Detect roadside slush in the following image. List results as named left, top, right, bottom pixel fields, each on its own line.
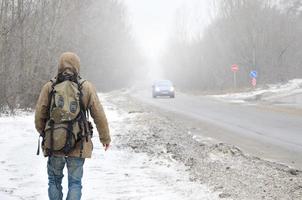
left=106, top=91, right=302, bottom=200
left=131, top=90, right=302, bottom=170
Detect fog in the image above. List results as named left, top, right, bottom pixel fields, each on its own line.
left=124, top=0, right=213, bottom=80
left=0, top=0, right=301, bottom=111
left=124, top=0, right=302, bottom=90
left=1, top=2, right=302, bottom=199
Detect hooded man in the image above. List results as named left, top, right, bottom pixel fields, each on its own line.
left=35, top=52, right=111, bottom=200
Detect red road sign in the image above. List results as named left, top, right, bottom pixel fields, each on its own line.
left=252, top=78, right=257, bottom=87
left=231, top=64, right=239, bottom=72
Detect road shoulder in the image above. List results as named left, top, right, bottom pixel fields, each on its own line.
left=108, top=91, right=302, bottom=200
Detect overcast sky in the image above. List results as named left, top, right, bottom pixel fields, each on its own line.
left=122, top=0, right=212, bottom=79
left=123, top=0, right=212, bottom=58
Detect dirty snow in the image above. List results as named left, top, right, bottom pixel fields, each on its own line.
left=1, top=90, right=302, bottom=200
left=0, top=95, right=217, bottom=200
left=112, top=91, right=302, bottom=200
left=211, top=79, right=302, bottom=107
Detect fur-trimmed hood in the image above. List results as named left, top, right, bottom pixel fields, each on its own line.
left=58, top=52, right=80, bottom=75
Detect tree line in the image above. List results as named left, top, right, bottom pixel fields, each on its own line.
left=0, top=0, right=143, bottom=112
left=162, top=0, right=302, bottom=91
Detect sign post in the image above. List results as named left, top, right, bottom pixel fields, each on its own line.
left=251, top=78, right=257, bottom=87
left=250, top=70, right=258, bottom=89
left=231, top=64, right=239, bottom=89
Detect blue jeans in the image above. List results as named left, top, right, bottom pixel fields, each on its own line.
left=47, top=156, right=85, bottom=200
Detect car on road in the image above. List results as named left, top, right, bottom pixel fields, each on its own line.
left=152, top=80, right=175, bottom=98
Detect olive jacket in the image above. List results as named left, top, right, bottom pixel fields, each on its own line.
left=35, top=52, right=111, bottom=158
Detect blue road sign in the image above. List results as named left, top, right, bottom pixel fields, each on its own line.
left=250, top=70, right=258, bottom=78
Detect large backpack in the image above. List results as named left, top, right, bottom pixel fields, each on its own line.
left=38, top=75, right=92, bottom=156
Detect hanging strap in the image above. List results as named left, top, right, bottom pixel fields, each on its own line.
left=80, top=139, right=84, bottom=158
left=36, top=135, right=41, bottom=155
left=63, top=121, right=74, bottom=154
left=49, top=120, right=55, bottom=156
left=76, top=77, right=87, bottom=158
left=78, top=120, right=84, bottom=157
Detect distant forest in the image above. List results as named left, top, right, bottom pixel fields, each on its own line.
left=162, top=0, right=302, bottom=91
left=1, top=0, right=301, bottom=112
left=0, top=0, right=143, bottom=111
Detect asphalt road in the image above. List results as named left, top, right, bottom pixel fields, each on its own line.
left=132, top=90, right=302, bottom=169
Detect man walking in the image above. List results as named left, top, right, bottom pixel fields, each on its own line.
left=35, top=52, right=111, bottom=200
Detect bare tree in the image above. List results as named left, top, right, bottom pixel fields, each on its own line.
left=162, top=0, right=302, bottom=92
left=0, top=0, right=143, bottom=113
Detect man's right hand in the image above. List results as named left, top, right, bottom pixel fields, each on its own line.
left=103, top=144, right=110, bottom=151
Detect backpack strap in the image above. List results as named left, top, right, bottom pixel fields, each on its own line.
left=36, top=135, right=42, bottom=155
left=63, top=121, right=74, bottom=154
left=49, top=119, right=55, bottom=156
left=76, top=77, right=87, bottom=119
left=47, top=78, right=57, bottom=120
left=79, top=78, right=90, bottom=119
left=76, top=77, right=88, bottom=157
left=47, top=79, right=56, bottom=156
left=36, top=78, right=56, bottom=156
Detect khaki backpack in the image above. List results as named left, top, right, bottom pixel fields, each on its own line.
left=39, top=75, right=92, bottom=156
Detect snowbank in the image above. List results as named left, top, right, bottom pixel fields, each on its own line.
left=0, top=94, right=217, bottom=200
left=211, top=79, right=302, bottom=106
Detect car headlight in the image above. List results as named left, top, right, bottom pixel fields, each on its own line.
left=155, top=87, right=160, bottom=92
left=170, top=87, right=174, bottom=92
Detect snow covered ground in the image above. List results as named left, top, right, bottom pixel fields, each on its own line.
left=1, top=88, right=302, bottom=200
left=118, top=91, right=302, bottom=199
left=211, top=79, right=302, bottom=107
left=0, top=95, right=217, bottom=200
